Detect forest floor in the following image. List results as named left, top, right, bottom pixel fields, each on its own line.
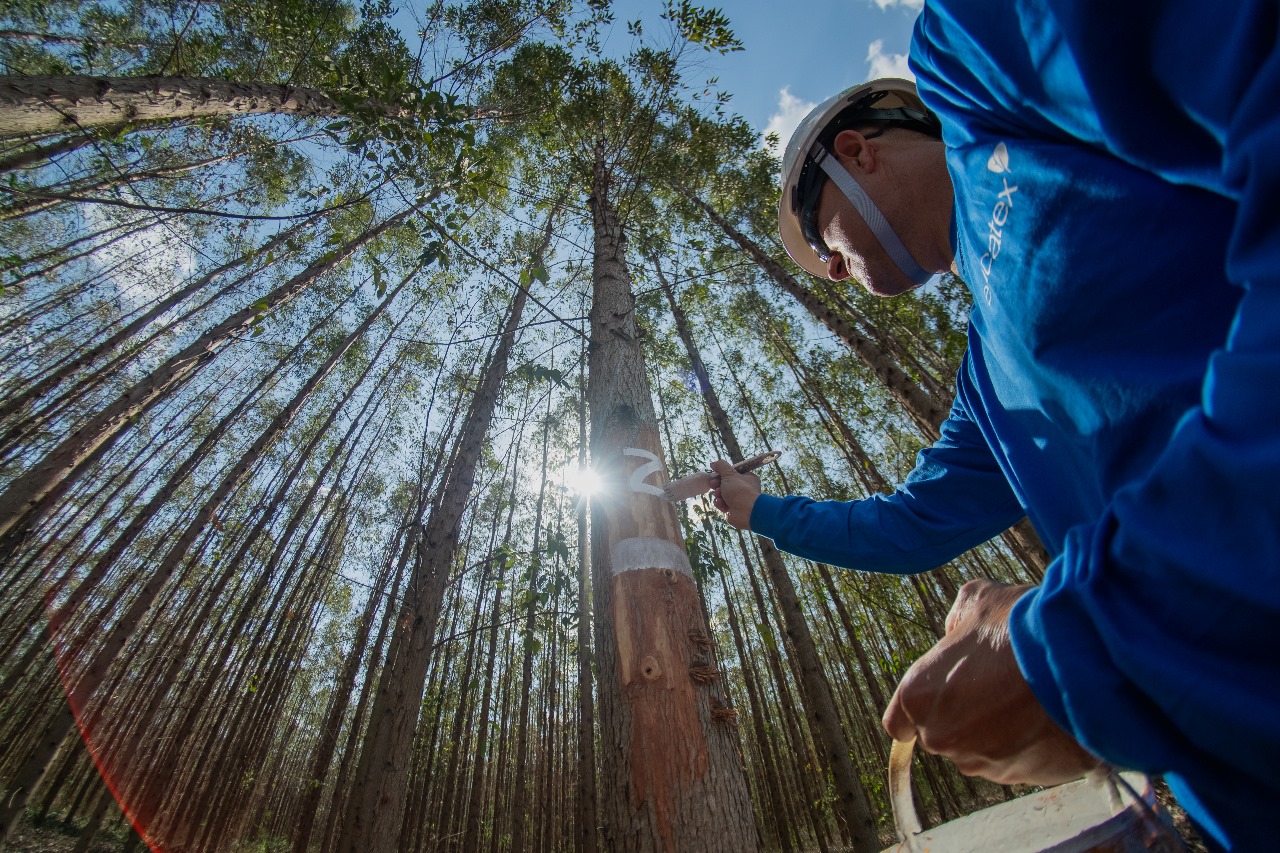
left=2, top=787, right=1210, bottom=853
left=0, top=817, right=128, bottom=853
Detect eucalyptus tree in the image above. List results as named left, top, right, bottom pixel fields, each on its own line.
left=650, top=257, right=879, bottom=852
left=478, top=4, right=763, bottom=844
left=0, top=3, right=522, bottom=838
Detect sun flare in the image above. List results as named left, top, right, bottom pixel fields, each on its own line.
left=562, top=464, right=603, bottom=497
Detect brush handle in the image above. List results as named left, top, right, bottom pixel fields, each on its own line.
left=727, top=450, right=781, bottom=476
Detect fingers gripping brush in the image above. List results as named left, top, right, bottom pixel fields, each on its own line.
left=661, top=450, right=782, bottom=502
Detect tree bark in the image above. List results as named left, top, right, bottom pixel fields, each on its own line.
left=587, top=150, right=758, bottom=853
left=0, top=75, right=377, bottom=136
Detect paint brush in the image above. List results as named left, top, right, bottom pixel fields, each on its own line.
left=661, top=450, right=782, bottom=502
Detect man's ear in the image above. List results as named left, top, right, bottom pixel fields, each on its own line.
left=832, top=129, right=877, bottom=173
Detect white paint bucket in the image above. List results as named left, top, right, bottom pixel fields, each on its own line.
left=881, top=739, right=1187, bottom=852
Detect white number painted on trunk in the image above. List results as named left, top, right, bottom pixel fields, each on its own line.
left=624, top=447, right=665, bottom=497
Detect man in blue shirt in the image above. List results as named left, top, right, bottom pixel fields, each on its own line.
left=711, top=1, right=1280, bottom=849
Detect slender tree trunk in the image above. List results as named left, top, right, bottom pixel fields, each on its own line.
left=655, top=261, right=880, bottom=851
left=682, top=188, right=948, bottom=439
left=320, top=536, right=407, bottom=853
left=0, top=213, right=314, bottom=441
left=574, top=331, right=599, bottom=853
left=509, top=403, right=554, bottom=853
left=336, top=211, right=552, bottom=851
left=461, top=414, right=531, bottom=853
left=0, top=123, right=127, bottom=173
left=718, top=567, right=795, bottom=853
left=0, top=75, right=380, bottom=136
left=586, top=150, right=757, bottom=853
left=0, top=150, right=236, bottom=219
left=0, top=206, right=414, bottom=547
left=0, top=263, right=408, bottom=844
left=733, top=543, right=833, bottom=853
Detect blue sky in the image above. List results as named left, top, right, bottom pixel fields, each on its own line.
left=604, top=0, right=925, bottom=148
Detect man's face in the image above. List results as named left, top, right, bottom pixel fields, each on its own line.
left=813, top=178, right=921, bottom=297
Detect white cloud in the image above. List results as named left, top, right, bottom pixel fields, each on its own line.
left=866, top=39, right=914, bottom=81
left=762, top=86, right=817, bottom=153
left=871, top=0, right=924, bottom=9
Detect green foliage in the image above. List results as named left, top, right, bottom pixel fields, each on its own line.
left=662, top=0, right=742, bottom=54
left=512, top=362, right=569, bottom=387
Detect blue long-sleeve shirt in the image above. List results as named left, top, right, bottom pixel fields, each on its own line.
left=750, top=1, right=1280, bottom=848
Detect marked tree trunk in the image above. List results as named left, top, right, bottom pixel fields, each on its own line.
left=586, top=151, right=758, bottom=853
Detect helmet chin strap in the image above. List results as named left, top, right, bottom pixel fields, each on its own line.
left=810, top=143, right=932, bottom=286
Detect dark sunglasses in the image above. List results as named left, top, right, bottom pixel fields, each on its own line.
left=795, top=127, right=888, bottom=264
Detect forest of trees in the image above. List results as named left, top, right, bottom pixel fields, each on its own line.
left=0, top=1, right=1049, bottom=851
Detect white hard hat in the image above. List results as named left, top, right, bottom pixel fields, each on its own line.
left=777, top=78, right=939, bottom=280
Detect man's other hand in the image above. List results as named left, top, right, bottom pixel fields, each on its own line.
left=709, top=459, right=761, bottom=531
left=882, top=579, right=1101, bottom=786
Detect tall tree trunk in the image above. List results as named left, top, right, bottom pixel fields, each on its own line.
left=461, top=412, right=531, bottom=853
left=734, top=534, right=835, bottom=852
left=655, top=261, right=880, bottom=852
left=0, top=150, right=236, bottom=219
left=0, top=75, right=377, bottom=136
left=718, top=567, right=795, bottom=853
left=574, top=331, right=599, bottom=853
left=336, top=209, right=557, bottom=852
left=0, top=213, right=315, bottom=437
left=0, top=123, right=127, bottom=173
left=586, top=150, right=757, bottom=853
left=0, top=266, right=407, bottom=844
left=509, top=401, right=554, bottom=853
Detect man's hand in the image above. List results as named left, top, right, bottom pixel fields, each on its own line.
left=882, top=579, right=1101, bottom=786
left=709, top=459, right=761, bottom=530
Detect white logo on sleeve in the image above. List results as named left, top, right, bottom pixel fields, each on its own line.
left=987, top=142, right=1011, bottom=174
left=978, top=141, right=1018, bottom=292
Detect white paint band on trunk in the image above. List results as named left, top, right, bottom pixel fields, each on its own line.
left=610, top=537, right=692, bottom=577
